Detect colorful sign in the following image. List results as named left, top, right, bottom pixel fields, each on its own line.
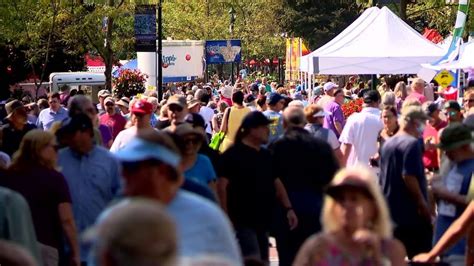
left=162, top=40, right=205, bottom=82
left=285, top=38, right=310, bottom=81
left=134, top=5, right=156, bottom=52
left=205, top=40, right=242, bottom=64
left=434, top=70, right=455, bottom=88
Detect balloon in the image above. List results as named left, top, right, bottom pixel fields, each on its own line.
left=185, top=54, right=191, bottom=61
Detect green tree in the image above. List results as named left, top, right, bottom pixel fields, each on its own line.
left=162, top=0, right=286, bottom=59
left=64, top=1, right=134, bottom=91
left=282, top=0, right=361, bottom=50
left=0, top=1, right=86, bottom=99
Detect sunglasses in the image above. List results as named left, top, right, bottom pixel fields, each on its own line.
left=444, top=111, right=459, bottom=117
left=169, top=105, right=183, bottom=112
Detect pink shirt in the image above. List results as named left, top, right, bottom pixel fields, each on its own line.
left=406, top=91, right=426, bottom=104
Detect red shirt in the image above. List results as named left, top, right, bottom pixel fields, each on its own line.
left=422, top=122, right=446, bottom=169
left=99, top=113, right=127, bottom=139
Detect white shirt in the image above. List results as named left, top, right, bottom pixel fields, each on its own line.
left=199, top=106, right=215, bottom=134
left=339, top=107, right=383, bottom=167
left=110, top=126, right=137, bottom=153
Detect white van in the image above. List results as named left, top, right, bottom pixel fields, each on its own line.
left=49, top=72, right=106, bottom=103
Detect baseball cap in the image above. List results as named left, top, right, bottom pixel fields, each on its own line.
left=174, top=123, right=205, bottom=140
left=244, top=94, right=256, bottom=104
left=422, top=101, right=439, bottom=117
left=98, top=89, right=111, bottom=98
left=323, top=82, right=338, bottom=92
left=240, top=111, right=271, bottom=129
left=438, top=123, right=474, bottom=151
left=184, top=113, right=206, bottom=129
left=131, top=99, right=153, bottom=115
left=114, top=137, right=181, bottom=168
left=104, top=97, right=115, bottom=105
left=325, top=174, right=373, bottom=200
left=313, top=86, right=323, bottom=97
left=116, top=97, right=130, bottom=109
left=250, top=83, right=259, bottom=92
left=267, top=93, right=285, bottom=106
left=401, top=106, right=430, bottom=122
left=58, top=114, right=93, bottom=135
left=363, top=90, right=381, bottom=104
left=166, top=95, right=186, bottom=108
left=5, top=100, right=25, bottom=118
left=443, top=100, right=461, bottom=112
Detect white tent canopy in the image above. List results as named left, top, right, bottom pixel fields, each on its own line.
left=300, top=6, right=444, bottom=75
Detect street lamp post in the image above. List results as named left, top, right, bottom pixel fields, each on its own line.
left=157, top=0, right=163, bottom=101
left=229, top=7, right=235, bottom=84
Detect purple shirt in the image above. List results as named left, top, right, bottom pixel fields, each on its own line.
left=323, top=101, right=345, bottom=138
left=99, top=124, right=113, bottom=148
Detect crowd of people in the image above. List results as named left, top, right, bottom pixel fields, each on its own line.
left=0, top=75, right=473, bottom=266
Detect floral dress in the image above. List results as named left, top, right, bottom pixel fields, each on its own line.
left=294, top=234, right=391, bottom=266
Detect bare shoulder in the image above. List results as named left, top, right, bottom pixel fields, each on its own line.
left=384, top=238, right=407, bottom=265
left=293, top=233, right=330, bottom=266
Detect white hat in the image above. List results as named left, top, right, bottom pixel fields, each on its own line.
left=323, top=82, right=338, bottom=92
left=219, top=86, right=233, bottom=99
left=313, top=110, right=331, bottom=117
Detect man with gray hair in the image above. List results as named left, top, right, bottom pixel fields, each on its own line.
left=113, top=129, right=242, bottom=264
left=379, top=106, right=432, bottom=259
left=269, top=107, right=339, bottom=265
left=85, top=199, right=177, bottom=266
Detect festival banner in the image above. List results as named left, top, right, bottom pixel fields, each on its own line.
left=285, top=38, right=310, bottom=81
left=134, top=5, right=156, bottom=52
left=205, top=40, right=242, bottom=64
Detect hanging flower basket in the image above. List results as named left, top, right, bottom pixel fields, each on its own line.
left=113, top=69, right=148, bottom=98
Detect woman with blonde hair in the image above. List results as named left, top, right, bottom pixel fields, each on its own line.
left=294, top=166, right=406, bottom=266
left=0, top=130, right=80, bottom=266
left=394, top=81, right=408, bottom=112
left=211, top=101, right=229, bottom=135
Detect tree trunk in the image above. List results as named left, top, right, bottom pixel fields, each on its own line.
left=400, top=0, right=408, bottom=21
left=104, top=0, right=114, bottom=91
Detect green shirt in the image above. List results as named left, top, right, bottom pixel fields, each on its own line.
left=0, top=186, right=41, bottom=265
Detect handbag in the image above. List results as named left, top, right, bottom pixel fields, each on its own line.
left=209, top=131, right=225, bottom=150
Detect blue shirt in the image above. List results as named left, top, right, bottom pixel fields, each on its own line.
left=36, top=107, right=69, bottom=130
left=434, top=158, right=474, bottom=256
left=263, top=110, right=283, bottom=145
left=380, top=134, right=428, bottom=227
left=58, top=146, right=121, bottom=262
left=167, top=191, right=242, bottom=264
left=184, top=154, right=216, bottom=186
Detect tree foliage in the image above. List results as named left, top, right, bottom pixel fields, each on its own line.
left=282, top=0, right=362, bottom=50
left=163, top=0, right=286, bottom=59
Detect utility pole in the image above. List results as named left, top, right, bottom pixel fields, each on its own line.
left=229, top=6, right=236, bottom=85
left=157, top=0, right=163, bottom=101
